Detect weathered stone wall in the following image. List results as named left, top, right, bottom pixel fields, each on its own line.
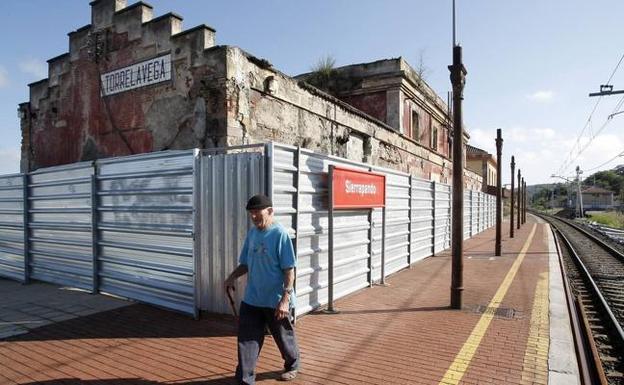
left=224, top=47, right=462, bottom=184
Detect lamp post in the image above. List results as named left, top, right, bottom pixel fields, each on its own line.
left=495, top=129, right=502, bottom=256
left=517, top=169, right=521, bottom=230
left=510, top=156, right=515, bottom=238
left=448, top=26, right=467, bottom=309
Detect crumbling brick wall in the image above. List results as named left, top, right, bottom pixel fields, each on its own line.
left=20, top=0, right=226, bottom=171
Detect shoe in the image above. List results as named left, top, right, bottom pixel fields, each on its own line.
left=279, top=369, right=298, bottom=381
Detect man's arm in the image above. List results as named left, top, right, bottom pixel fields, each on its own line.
left=224, top=264, right=248, bottom=289
left=275, top=267, right=295, bottom=320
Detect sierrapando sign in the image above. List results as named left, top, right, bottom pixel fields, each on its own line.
left=100, top=54, right=172, bottom=96
left=331, top=166, right=386, bottom=209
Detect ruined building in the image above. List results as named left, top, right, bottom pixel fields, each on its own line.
left=19, top=0, right=482, bottom=189
left=466, top=144, right=498, bottom=194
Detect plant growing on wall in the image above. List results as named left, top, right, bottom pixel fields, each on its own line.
left=307, top=55, right=336, bottom=92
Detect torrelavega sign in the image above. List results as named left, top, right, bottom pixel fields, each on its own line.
left=100, top=54, right=172, bottom=96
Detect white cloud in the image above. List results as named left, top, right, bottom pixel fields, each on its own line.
left=19, top=58, right=47, bottom=79
left=527, top=90, right=554, bottom=102
left=0, top=147, right=21, bottom=175
left=468, top=125, right=594, bottom=185
left=0, top=66, right=8, bottom=88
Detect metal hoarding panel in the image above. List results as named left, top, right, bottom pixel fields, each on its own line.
left=97, top=151, right=196, bottom=315
left=463, top=191, right=471, bottom=240
left=371, top=167, right=410, bottom=276
left=434, top=183, right=451, bottom=253
left=199, top=152, right=265, bottom=314
left=411, top=178, right=434, bottom=262
left=0, top=174, right=24, bottom=281
left=269, top=144, right=497, bottom=316
left=28, top=163, right=93, bottom=289
left=273, top=145, right=371, bottom=316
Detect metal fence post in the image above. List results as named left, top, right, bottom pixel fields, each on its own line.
left=381, top=204, right=386, bottom=284
left=192, top=149, right=201, bottom=319
left=293, top=146, right=301, bottom=321
left=265, top=142, right=274, bottom=201
left=91, top=172, right=99, bottom=294
left=407, top=175, right=413, bottom=266
left=326, top=165, right=336, bottom=312
left=432, top=181, right=436, bottom=256
left=367, top=208, right=373, bottom=287
left=470, top=190, right=475, bottom=237
left=22, top=173, right=30, bottom=284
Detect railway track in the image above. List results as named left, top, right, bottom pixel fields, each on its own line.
left=536, top=213, right=624, bottom=385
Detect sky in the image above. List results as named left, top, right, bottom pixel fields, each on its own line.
left=1, top=0, right=623, bottom=186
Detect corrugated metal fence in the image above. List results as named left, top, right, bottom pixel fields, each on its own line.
left=0, top=174, right=25, bottom=282
left=0, top=142, right=495, bottom=318
left=269, top=143, right=496, bottom=316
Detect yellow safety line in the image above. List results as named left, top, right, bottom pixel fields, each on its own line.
left=521, top=272, right=550, bottom=384
left=438, top=224, right=537, bottom=385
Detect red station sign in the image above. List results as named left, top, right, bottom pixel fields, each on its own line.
left=331, top=166, right=386, bottom=209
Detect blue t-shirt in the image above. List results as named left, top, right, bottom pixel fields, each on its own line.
left=239, top=223, right=296, bottom=309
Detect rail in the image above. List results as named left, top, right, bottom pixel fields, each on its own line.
left=535, top=211, right=624, bottom=384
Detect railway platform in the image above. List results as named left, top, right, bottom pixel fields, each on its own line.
left=0, top=214, right=579, bottom=385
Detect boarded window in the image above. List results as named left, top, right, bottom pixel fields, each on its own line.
left=431, top=125, right=438, bottom=151
left=411, top=110, right=420, bottom=141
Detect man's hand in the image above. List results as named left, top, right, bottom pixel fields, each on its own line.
left=224, top=276, right=235, bottom=291
left=275, top=295, right=290, bottom=320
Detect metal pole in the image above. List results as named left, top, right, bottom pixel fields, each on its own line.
left=91, top=174, right=99, bottom=293
left=449, top=44, right=466, bottom=310
left=522, top=178, right=526, bottom=224
left=408, top=175, right=413, bottom=267
left=517, top=169, right=521, bottom=230
left=521, top=179, right=524, bottom=223
left=510, top=156, right=515, bottom=238
left=381, top=205, right=386, bottom=285
left=367, top=209, right=373, bottom=288
left=293, top=146, right=301, bottom=322
left=367, top=169, right=373, bottom=287
left=524, top=180, right=527, bottom=223
left=577, top=166, right=584, bottom=218
left=265, top=142, right=274, bottom=201
left=327, top=165, right=336, bottom=313
left=432, top=181, right=437, bottom=256
left=495, top=129, right=503, bottom=256
left=22, top=174, right=30, bottom=284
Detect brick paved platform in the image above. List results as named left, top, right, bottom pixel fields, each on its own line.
left=0, top=215, right=578, bottom=385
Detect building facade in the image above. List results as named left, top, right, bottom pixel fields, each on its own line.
left=581, top=186, right=614, bottom=210
left=466, top=144, right=497, bottom=193
left=19, top=0, right=482, bottom=189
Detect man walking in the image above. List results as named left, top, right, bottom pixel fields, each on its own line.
left=225, top=194, right=300, bottom=384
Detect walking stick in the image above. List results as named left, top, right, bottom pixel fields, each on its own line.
left=226, top=286, right=239, bottom=320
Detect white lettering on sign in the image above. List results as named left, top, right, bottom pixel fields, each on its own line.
left=345, top=179, right=377, bottom=196
left=100, top=54, right=172, bottom=96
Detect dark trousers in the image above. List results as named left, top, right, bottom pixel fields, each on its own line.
left=235, top=301, right=300, bottom=385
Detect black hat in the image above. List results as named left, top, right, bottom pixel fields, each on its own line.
left=246, top=194, right=273, bottom=210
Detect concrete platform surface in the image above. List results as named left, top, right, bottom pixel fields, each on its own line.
left=0, top=215, right=579, bottom=385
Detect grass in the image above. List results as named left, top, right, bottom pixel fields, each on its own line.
left=586, top=211, right=624, bottom=229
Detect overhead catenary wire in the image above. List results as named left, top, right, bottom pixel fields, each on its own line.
left=555, top=53, right=624, bottom=175
left=583, top=149, right=624, bottom=173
